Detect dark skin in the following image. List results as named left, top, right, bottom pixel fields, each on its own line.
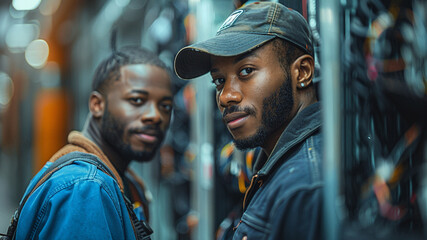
left=82, top=64, right=173, bottom=175
left=210, top=41, right=316, bottom=157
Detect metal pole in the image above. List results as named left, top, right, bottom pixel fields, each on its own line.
left=188, top=0, right=215, bottom=239
left=319, top=0, right=341, bottom=240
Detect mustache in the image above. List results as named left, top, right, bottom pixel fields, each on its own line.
left=128, top=125, right=164, bottom=138
left=222, top=105, right=256, bottom=118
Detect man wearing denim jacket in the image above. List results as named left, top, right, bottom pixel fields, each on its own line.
left=12, top=46, right=174, bottom=239
left=174, top=2, right=323, bottom=239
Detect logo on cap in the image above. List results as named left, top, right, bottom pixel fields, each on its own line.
left=217, top=10, right=244, bottom=33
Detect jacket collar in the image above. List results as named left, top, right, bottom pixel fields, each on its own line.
left=48, top=131, right=126, bottom=192
left=254, top=102, right=322, bottom=176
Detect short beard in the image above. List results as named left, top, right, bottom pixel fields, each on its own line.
left=234, top=73, right=294, bottom=150
left=101, top=105, right=157, bottom=162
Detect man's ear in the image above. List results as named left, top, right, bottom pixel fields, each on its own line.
left=89, top=91, right=105, bottom=118
left=292, top=54, right=314, bottom=89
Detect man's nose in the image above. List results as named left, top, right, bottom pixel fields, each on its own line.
left=218, top=78, right=243, bottom=108
left=141, top=102, right=161, bottom=124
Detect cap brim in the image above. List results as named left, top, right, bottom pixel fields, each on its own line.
left=174, top=32, right=276, bottom=80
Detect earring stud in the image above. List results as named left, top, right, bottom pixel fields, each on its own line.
left=301, top=83, right=305, bottom=87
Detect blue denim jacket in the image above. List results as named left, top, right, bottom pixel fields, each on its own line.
left=15, top=159, right=137, bottom=240
left=233, top=102, right=323, bottom=240
left=14, top=131, right=149, bottom=240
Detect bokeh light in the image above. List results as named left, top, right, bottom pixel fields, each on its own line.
left=25, top=39, right=49, bottom=69
left=0, top=72, right=14, bottom=108
left=12, top=0, right=42, bottom=11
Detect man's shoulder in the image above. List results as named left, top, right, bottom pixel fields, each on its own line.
left=16, top=153, right=131, bottom=240
left=28, top=152, right=121, bottom=201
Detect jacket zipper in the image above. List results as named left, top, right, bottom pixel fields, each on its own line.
left=242, top=173, right=261, bottom=210
left=235, top=173, right=263, bottom=232
left=233, top=220, right=242, bottom=231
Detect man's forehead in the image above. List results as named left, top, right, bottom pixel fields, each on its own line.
left=105, top=64, right=172, bottom=96
left=120, top=64, right=169, bottom=82
left=121, top=64, right=151, bottom=77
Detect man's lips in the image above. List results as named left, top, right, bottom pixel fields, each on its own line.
left=132, top=130, right=161, bottom=144
left=223, top=112, right=250, bottom=129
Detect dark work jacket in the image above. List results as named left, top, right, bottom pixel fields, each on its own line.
left=232, top=102, right=323, bottom=240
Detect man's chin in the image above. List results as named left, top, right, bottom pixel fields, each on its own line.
left=134, top=157, right=155, bottom=163
left=126, top=149, right=157, bottom=162
left=233, top=137, right=262, bottom=151
left=233, top=128, right=267, bottom=150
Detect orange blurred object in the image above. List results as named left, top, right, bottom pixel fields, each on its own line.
left=33, top=88, right=71, bottom=173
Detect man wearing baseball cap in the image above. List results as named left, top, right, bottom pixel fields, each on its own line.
left=175, top=2, right=323, bottom=239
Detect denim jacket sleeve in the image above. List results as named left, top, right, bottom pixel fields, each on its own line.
left=16, top=162, right=135, bottom=240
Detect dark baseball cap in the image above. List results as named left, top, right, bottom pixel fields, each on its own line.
left=174, top=1, right=313, bottom=80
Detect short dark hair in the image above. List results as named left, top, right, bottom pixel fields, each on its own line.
left=92, top=46, right=170, bottom=94
left=271, top=38, right=306, bottom=74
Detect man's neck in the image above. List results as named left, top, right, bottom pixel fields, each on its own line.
left=82, top=115, right=130, bottom=175
left=262, top=98, right=318, bottom=157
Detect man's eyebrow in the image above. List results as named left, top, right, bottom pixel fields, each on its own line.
left=130, top=89, right=173, bottom=101
left=130, top=89, right=149, bottom=95
left=161, top=96, right=173, bottom=102
left=234, top=50, right=258, bottom=63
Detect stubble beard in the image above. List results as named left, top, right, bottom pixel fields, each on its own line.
left=101, top=106, right=158, bottom=162
left=233, top=73, right=294, bottom=150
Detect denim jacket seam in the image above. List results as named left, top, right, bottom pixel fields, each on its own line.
left=306, top=136, right=321, bottom=182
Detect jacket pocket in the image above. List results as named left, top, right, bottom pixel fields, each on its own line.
left=233, top=211, right=271, bottom=239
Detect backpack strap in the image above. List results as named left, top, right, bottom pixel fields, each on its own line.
left=1, top=152, right=152, bottom=240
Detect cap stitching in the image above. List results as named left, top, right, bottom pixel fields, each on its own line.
left=268, top=4, right=279, bottom=34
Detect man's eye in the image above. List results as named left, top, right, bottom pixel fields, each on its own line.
left=212, top=78, right=225, bottom=87
left=129, top=98, right=145, bottom=105
left=161, top=104, right=173, bottom=112
left=239, top=67, right=254, bottom=77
